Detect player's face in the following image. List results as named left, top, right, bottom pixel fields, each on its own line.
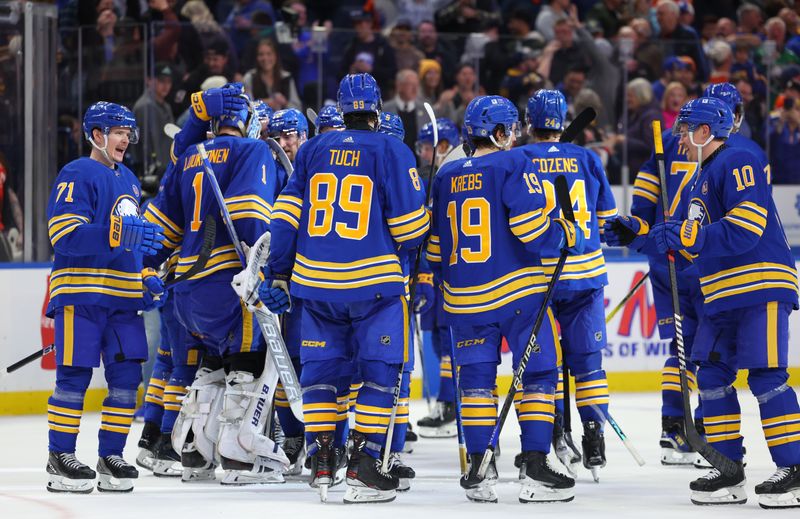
left=279, top=131, right=303, bottom=161
left=416, top=142, right=434, bottom=164
left=676, top=123, right=707, bottom=162
left=102, top=127, right=131, bottom=163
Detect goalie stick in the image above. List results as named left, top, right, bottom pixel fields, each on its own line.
left=651, top=120, right=739, bottom=478
left=196, top=143, right=303, bottom=422
left=477, top=174, right=577, bottom=479
left=267, top=138, right=294, bottom=178
left=306, top=108, right=318, bottom=131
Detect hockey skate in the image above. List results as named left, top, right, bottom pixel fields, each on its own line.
left=460, top=453, right=498, bottom=503
left=136, top=421, right=160, bottom=471
left=660, top=416, right=695, bottom=466
left=403, top=424, right=418, bottom=453
left=552, top=412, right=580, bottom=477
left=755, top=465, right=800, bottom=509
left=387, top=452, right=415, bottom=492
left=282, top=435, right=306, bottom=477
left=333, top=446, right=348, bottom=486
left=220, top=455, right=285, bottom=485
left=581, top=421, right=606, bottom=482
left=519, top=451, right=575, bottom=503
left=152, top=436, right=182, bottom=477
left=46, top=451, right=96, bottom=494
left=689, top=462, right=746, bottom=505
left=309, top=431, right=335, bottom=502
left=343, top=432, right=399, bottom=504
left=96, top=455, right=138, bottom=492
left=180, top=443, right=217, bottom=482
left=417, top=401, right=458, bottom=438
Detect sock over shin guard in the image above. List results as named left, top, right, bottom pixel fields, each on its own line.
left=459, top=362, right=497, bottom=455
left=161, top=364, right=198, bottom=435
left=354, top=361, right=400, bottom=459
left=661, top=355, right=698, bottom=418
left=518, top=369, right=557, bottom=453
left=390, top=371, right=411, bottom=453
left=750, top=368, right=800, bottom=467
left=301, top=360, right=339, bottom=453
left=142, top=349, right=172, bottom=426
left=568, top=351, right=608, bottom=425
left=48, top=365, right=92, bottom=453
left=697, top=361, right=743, bottom=462
left=98, top=360, right=141, bottom=457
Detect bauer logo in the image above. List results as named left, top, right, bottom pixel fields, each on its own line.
left=380, top=335, right=391, bottom=345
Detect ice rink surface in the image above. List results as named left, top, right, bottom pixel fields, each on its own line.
left=0, top=391, right=785, bottom=519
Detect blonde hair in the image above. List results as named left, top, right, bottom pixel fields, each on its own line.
left=661, top=81, right=687, bottom=111
left=181, top=0, right=222, bottom=33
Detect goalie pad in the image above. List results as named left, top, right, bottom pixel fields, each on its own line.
left=171, top=367, right=226, bottom=462
left=217, top=366, right=290, bottom=469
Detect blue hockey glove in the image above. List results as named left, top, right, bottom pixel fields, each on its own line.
left=652, top=220, right=705, bottom=254
left=142, top=268, right=168, bottom=311
left=603, top=215, right=650, bottom=249
left=414, top=273, right=434, bottom=314
left=258, top=268, right=291, bottom=315
left=554, top=218, right=585, bottom=255
left=110, top=215, right=164, bottom=255
left=190, top=82, right=246, bottom=121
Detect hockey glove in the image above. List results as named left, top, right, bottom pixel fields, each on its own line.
left=652, top=219, right=705, bottom=254
left=414, top=272, right=435, bottom=314
left=110, top=215, right=165, bottom=255
left=190, top=82, right=246, bottom=121
left=603, top=215, right=650, bottom=249
left=142, top=268, right=168, bottom=311
left=258, top=268, right=291, bottom=315
left=231, top=266, right=262, bottom=312
left=554, top=218, right=586, bottom=255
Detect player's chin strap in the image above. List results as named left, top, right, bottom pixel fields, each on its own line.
left=489, top=133, right=513, bottom=151
left=689, top=130, right=715, bottom=170
left=88, top=133, right=115, bottom=166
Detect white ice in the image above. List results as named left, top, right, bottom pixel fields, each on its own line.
left=0, top=391, right=782, bottom=519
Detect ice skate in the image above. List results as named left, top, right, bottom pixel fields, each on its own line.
left=46, top=451, right=96, bottom=494
left=220, top=455, right=285, bottom=485
left=309, top=431, right=335, bottom=502
left=417, top=401, right=457, bottom=438
left=96, top=455, right=138, bottom=493
left=180, top=442, right=217, bottom=482
left=552, top=412, right=580, bottom=477
left=281, top=435, right=306, bottom=477
left=152, top=436, right=182, bottom=477
left=460, top=453, right=498, bottom=503
left=519, top=451, right=575, bottom=503
left=660, top=416, right=695, bottom=465
left=387, top=452, right=415, bottom=492
left=136, top=421, right=160, bottom=471
left=343, top=432, right=398, bottom=504
left=581, top=421, right=606, bottom=482
left=403, top=423, right=418, bottom=453
left=333, top=446, right=348, bottom=486
left=689, top=462, right=746, bottom=505
left=756, top=465, right=800, bottom=509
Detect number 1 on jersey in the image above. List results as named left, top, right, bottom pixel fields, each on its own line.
left=190, top=172, right=203, bottom=232
left=446, top=197, right=491, bottom=265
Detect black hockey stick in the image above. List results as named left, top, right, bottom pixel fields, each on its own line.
left=0, top=343, right=56, bottom=380
left=561, top=107, right=596, bottom=144
left=562, top=365, right=583, bottom=473
left=381, top=101, right=439, bottom=473
left=652, top=120, right=739, bottom=478
left=164, top=217, right=216, bottom=288
left=477, top=174, right=576, bottom=479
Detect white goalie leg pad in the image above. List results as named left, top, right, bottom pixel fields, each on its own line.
left=171, top=367, right=226, bottom=463
left=519, top=476, right=575, bottom=503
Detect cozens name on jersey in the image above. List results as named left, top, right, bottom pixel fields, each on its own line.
left=183, top=148, right=230, bottom=169
left=531, top=157, right=579, bottom=174
left=451, top=172, right=483, bottom=193
left=329, top=149, right=360, bottom=167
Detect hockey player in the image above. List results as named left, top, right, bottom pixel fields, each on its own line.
left=519, top=90, right=617, bottom=479
left=650, top=97, right=800, bottom=507
left=314, top=105, right=346, bottom=134
left=270, top=108, right=308, bottom=164
left=143, top=97, right=289, bottom=485
left=45, top=102, right=166, bottom=493
left=426, top=95, right=583, bottom=503
left=378, top=111, right=405, bottom=140
left=415, top=117, right=460, bottom=169
left=262, top=73, right=429, bottom=503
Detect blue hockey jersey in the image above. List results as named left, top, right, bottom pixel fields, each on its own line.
left=426, top=148, right=566, bottom=325
left=518, top=141, right=617, bottom=289
left=46, top=158, right=145, bottom=313
left=677, top=145, right=798, bottom=315
left=143, top=135, right=276, bottom=282
left=269, top=129, right=429, bottom=302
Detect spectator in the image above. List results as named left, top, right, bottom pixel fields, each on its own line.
left=677, top=1, right=693, bottom=28
left=734, top=76, right=758, bottom=140
left=435, top=0, right=501, bottom=38
left=624, top=77, right=661, bottom=177
left=132, top=62, right=175, bottom=176
left=661, top=81, right=688, bottom=129
left=757, top=17, right=800, bottom=86
left=547, top=18, right=594, bottom=87
left=781, top=7, right=800, bottom=55
left=282, top=1, right=332, bottom=106
left=707, top=39, right=733, bottom=84
left=586, top=0, right=625, bottom=40
left=652, top=56, right=693, bottom=102
left=416, top=20, right=458, bottom=88
left=655, top=0, right=708, bottom=81
left=736, top=2, right=764, bottom=45
left=389, top=20, right=424, bottom=72
left=181, top=1, right=225, bottom=42
left=535, top=0, right=571, bottom=42
left=499, top=39, right=549, bottom=112
left=438, top=63, right=482, bottom=126
left=622, top=18, right=664, bottom=82
left=352, top=52, right=375, bottom=74
left=730, top=38, right=766, bottom=98
left=172, top=37, right=237, bottom=115
left=340, top=10, right=397, bottom=94
left=398, top=0, right=449, bottom=28
left=716, top=17, right=736, bottom=41
left=178, top=1, right=235, bottom=73
left=224, top=0, right=276, bottom=56
left=769, top=87, right=800, bottom=184
left=481, top=8, right=542, bottom=94
left=383, top=69, right=428, bottom=151
left=243, top=38, right=301, bottom=110
left=419, top=59, right=453, bottom=118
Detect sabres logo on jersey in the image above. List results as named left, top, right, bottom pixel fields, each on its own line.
left=113, top=194, right=139, bottom=217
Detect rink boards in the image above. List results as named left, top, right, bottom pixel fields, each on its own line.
left=0, top=260, right=798, bottom=415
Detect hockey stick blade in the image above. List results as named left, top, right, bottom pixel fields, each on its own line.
left=589, top=403, right=645, bottom=466
left=477, top=175, right=575, bottom=480
left=560, top=107, right=596, bottom=144
left=165, top=217, right=216, bottom=288
left=306, top=108, right=318, bottom=129
left=267, top=138, right=294, bottom=177
left=164, top=123, right=181, bottom=140
left=439, top=145, right=466, bottom=168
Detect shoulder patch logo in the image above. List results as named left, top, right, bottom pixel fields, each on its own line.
left=701, top=181, right=708, bottom=195
left=548, top=145, right=559, bottom=152
left=343, top=136, right=354, bottom=143
left=132, top=185, right=140, bottom=197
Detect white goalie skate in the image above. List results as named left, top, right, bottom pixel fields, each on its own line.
left=220, top=455, right=286, bottom=485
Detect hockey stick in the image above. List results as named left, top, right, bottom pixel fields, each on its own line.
left=605, top=271, right=649, bottom=324
left=561, top=365, right=582, bottom=475
left=589, top=402, right=645, bottom=466
left=381, top=101, right=439, bottom=473
left=414, top=313, right=432, bottom=411
left=196, top=143, right=304, bottom=422
left=449, top=328, right=469, bottom=475
left=266, top=138, right=294, bottom=177
left=306, top=108, right=318, bottom=132
left=561, top=107, right=596, bottom=144
left=0, top=343, right=56, bottom=380
left=477, top=174, right=576, bottom=479
left=652, top=120, right=739, bottom=477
